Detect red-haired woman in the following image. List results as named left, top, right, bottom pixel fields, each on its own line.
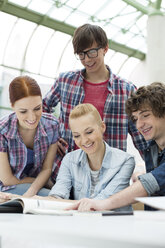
left=0, top=76, right=59, bottom=197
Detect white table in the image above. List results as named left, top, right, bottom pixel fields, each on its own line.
left=0, top=211, right=165, bottom=248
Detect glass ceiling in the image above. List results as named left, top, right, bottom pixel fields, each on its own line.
left=0, top=0, right=164, bottom=163
left=0, top=0, right=165, bottom=89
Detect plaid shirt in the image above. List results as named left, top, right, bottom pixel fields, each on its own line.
left=43, top=66, right=147, bottom=179
left=0, top=112, right=59, bottom=191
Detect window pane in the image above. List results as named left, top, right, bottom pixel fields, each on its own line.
left=3, top=19, right=36, bottom=69
left=25, top=26, right=54, bottom=74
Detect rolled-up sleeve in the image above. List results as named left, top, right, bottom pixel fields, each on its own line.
left=0, top=133, right=7, bottom=152
left=42, top=79, right=60, bottom=113
left=138, top=173, right=160, bottom=195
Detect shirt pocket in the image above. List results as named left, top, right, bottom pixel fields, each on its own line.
left=72, top=180, right=83, bottom=199
left=73, top=181, right=83, bottom=191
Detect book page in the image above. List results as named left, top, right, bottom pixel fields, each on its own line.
left=0, top=198, right=38, bottom=213
left=28, top=208, right=77, bottom=215
left=135, top=196, right=165, bottom=210
left=27, top=208, right=104, bottom=216
left=23, top=198, right=74, bottom=213
left=27, top=208, right=132, bottom=216
left=0, top=197, right=74, bottom=213
left=20, top=198, right=39, bottom=213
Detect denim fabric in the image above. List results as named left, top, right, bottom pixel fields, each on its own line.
left=141, top=141, right=165, bottom=196
left=138, top=173, right=160, bottom=195
left=139, top=141, right=165, bottom=211
left=4, top=183, right=50, bottom=196
left=49, top=142, right=135, bottom=211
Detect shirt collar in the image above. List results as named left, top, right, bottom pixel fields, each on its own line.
left=80, top=68, right=86, bottom=78
left=5, top=113, right=19, bottom=139
left=101, top=142, right=113, bottom=169
left=78, top=141, right=111, bottom=170
left=148, top=140, right=165, bottom=156
left=80, top=65, right=112, bottom=86
left=34, top=117, right=47, bottom=141
left=148, top=140, right=156, bottom=147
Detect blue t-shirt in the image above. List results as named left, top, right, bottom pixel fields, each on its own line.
left=23, top=148, right=34, bottom=175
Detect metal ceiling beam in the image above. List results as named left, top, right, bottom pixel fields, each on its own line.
left=0, top=0, right=145, bottom=60
left=154, top=0, right=162, bottom=10
left=0, top=1, right=75, bottom=35
left=109, top=40, right=145, bottom=60
left=122, top=0, right=149, bottom=14
left=122, top=0, right=163, bottom=15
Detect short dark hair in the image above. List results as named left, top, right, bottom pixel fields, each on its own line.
left=72, top=23, right=108, bottom=54
left=126, top=82, right=165, bottom=120
left=9, top=75, right=42, bottom=106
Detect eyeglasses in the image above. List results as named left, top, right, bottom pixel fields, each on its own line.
left=76, top=47, right=102, bottom=60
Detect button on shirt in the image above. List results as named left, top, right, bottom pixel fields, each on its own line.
left=49, top=142, right=135, bottom=211
left=0, top=112, right=59, bottom=191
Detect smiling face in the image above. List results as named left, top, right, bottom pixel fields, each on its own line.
left=79, top=42, right=108, bottom=74
left=132, top=109, right=165, bottom=145
left=69, top=113, right=106, bottom=157
left=12, top=95, right=42, bottom=130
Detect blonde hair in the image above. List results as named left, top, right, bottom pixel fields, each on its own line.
left=69, top=103, right=102, bottom=125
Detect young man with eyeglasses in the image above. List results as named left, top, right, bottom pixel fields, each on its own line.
left=43, top=23, right=147, bottom=182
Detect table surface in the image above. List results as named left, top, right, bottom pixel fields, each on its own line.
left=0, top=211, right=165, bottom=248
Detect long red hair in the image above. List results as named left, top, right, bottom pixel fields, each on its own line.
left=9, top=76, right=42, bottom=106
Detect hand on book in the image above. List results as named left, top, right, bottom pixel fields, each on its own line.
left=0, top=192, right=20, bottom=202
left=65, top=198, right=106, bottom=212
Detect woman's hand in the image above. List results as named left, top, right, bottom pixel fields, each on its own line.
left=0, top=192, right=20, bottom=202
left=66, top=198, right=107, bottom=212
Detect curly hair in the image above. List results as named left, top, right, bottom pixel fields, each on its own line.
left=126, top=82, right=165, bottom=120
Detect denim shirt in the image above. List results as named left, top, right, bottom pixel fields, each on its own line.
left=50, top=142, right=135, bottom=211
left=139, top=140, right=165, bottom=196
left=138, top=141, right=165, bottom=211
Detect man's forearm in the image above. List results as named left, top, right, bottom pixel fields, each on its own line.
left=104, top=180, right=148, bottom=210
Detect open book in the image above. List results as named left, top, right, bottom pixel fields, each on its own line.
left=135, top=196, right=165, bottom=210
left=0, top=198, right=76, bottom=215
left=0, top=197, right=133, bottom=216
